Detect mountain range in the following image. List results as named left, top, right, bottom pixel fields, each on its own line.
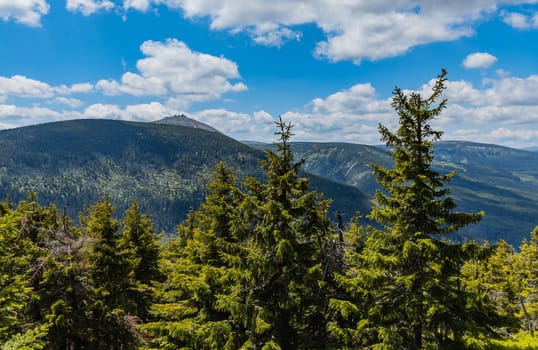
left=0, top=116, right=369, bottom=234
left=0, top=115, right=536, bottom=245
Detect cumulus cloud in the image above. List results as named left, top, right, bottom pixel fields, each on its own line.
left=502, top=11, right=538, bottom=29
left=82, top=103, right=123, bottom=119
left=66, top=82, right=94, bottom=94
left=251, top=27, right=302, bottom=47
left=463, top=52, right=498, bottom=69
left=188, top=108, right=272, bottom=137
left=123, top=102, right=179, bottom=121
left=0, top=75, right=94, bottom=99
left=490, top=127, right=538, bottom=141
left=96, top=39, right=247, bottom=106
left=312, top=83, right=388, bottom=115
left=0, top=104, right=62, bottom=128
left=0, top=75, right=54, bottom=98
left=0, top=0, right=49, bottom=26
left=100, top=0, right=538, bottom=63
left=123, top=0, right=152, bottom=12
left=66, top=0, right=115, bottom=15
left=265, top=72, right=538, bottom=147
left=0, top=101, right=184, bottom=127
left=54, top=97, right=83, bottom=107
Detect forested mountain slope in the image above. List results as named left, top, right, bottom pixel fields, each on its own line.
left=0, top=118, right=370, bottom=233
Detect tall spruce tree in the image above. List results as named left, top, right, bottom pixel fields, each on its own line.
left=240, top=118, right=333, bottom=349
left=331, top=70, right=498, bottom=349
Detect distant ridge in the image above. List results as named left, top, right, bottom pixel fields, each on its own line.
left=245, top=140, right=538, bottom=245
left=0, top=118, right=370, bottom=234
left=153, top=114, right=219, bottom=133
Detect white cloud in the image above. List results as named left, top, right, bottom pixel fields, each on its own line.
left=0, top=101, right=174, bottom=127
left=66, top=0, right=115, bottom=15
left=463, top=52, right=498, bottom=69
left=0, top=75, right=94, bottom=99
left=177, top=0, right=479, bottom=62
left=312, top=83, right=387, bottom=115
left=0, top=104, right=62, bottom=128
left=96, top=39, right=247, bottom=106
left=104, top=0, right=538, bottom=63
left=253, top=110, right=274, bottom=124
left=282, top=110, right=383, bottom=143
left=0, top=75, right=54, bottom=98
left=67, top=82, right=94, bottom=93
left=251, top=27, right=302, bottom=47
left=82, top=102, right=184, bottom=122
left=502, top=11, right=538, bottom=29
left=0, top=0, right=49, bottom=26
left=490, top=127, right=538, bottom=141
left=123, top=0, right=152, bottom=12
left=190, top=108, right=258, bottom=134
left=268, top=72, right=538, bottom=147
left=123, top=102, right=178, bottom=121
left=83, top=103, right=123, bottom=119
left=55, top=97, right=83, bottom=107
left=48, top=1, right=538, bottom=64
left=484, top=75, right=538, bottom=106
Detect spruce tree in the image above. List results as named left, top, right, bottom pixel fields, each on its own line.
left=143, top=162, right=247, bottom=349
left=118, top=200, right=161, bottom=321
left=240, top=118, right=332, bottom=349
left=331, top=70, right=496, bottom=349
left=81, top=196, right=140, bottom=349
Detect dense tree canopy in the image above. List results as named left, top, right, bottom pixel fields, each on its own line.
left=0, top=72, right=537, bottom=349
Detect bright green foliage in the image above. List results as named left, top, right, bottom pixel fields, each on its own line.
left=118, top=200, right=161, bottom=320
left=513, top=226, right=538, bottom=335
left=326, top=219, right=368, bottom=346
left=1, top=197, right=64, bottom=344
left=143, top=162, right=247, bottom=349
left=330, top=70, right=500, bottom=349
left=462, top=241, right=521, bottom=336
left=240, top=118, right=333, bottom=349
left=1, top=322, right=50, bottom=350
left=461, top=226, right=538, bottom=340
left=80, top=196, right=141, bottom=349
left=487, top=332, right=538, bottom=349
left=0, top=210, right=31, bottom=341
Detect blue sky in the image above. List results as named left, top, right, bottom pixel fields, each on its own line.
left=1, top=1, right=538, bottom=148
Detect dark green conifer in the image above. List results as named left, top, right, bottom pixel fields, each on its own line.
left=330, top=70, right=500, bottom=349
left=240, top=118, right=333, bottom=349
left=118, top=200, right=161, bottom=321
left=81, top=195, right=140, bottom=349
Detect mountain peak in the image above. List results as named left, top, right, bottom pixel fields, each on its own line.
left=153, top=114, right=218, bottom=133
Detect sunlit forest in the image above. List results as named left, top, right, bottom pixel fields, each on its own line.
left=2, top=70, right=538, bottom=349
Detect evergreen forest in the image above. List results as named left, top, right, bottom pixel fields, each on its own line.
left=2, top=70, right=538, bottom=349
